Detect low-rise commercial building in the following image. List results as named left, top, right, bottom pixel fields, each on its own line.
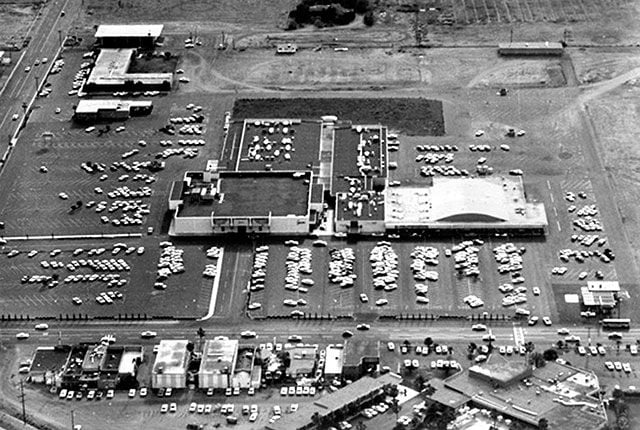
left=152, top=340, right=189, bottom=389
left=73, top=99, right=153, bottom=122
left=199, top=339, right=238, bottom=389
left=95, top=25, right=164, bottom=48
left=85, top=48, right=173, bottom=92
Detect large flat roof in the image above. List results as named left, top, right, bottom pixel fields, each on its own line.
left=200, top=339, right=238, bottom=375
left=95, top=25, right=164, bottom=39
left=177, top=171, right=311, bottom=219
left=385, top=177, right=547, bottom=230
left=152, top=340, right=189, bottom=375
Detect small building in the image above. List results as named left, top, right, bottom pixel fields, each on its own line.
left=73, top=99, right=153, bottom=122
left=30, top=345, right=71, bottom=385
left=199, top=339, right=238, bottom=389
left=234, top=345, right=256, bottom=389
left=581, top=281, right=619, bottom=310
left=323, top=344, right=344, bottom=379
left=276, top=43, right=297, bottom=55
left=498, top=42, right=564, bottom=56
left=95, top=25, right=163, bottom=48
left=286, top=345, right=317, bottom=379
left=343, top=339, right=380, bottom=380
left=152, top=340, right=189, bottom=389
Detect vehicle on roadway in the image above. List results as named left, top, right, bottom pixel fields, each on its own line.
left=34, top=323, right=49, bottom=330
left=140, top=331, right=157, bottom=338
left=16, top=332, right=29, bottom=340
left=471, top=324, right=487, bottom=331
left=241, top=330, right=257, bottom=338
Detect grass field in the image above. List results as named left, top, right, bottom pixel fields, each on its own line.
left=232, top=98, right=445, bottom=136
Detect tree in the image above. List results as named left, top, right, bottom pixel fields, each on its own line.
left=414, top=375, right=425, bottom=391
left=355, top=422, right=367, bottom=430
left=311, top=411, right=322, bottom=429
left=556, top=340, right=565, bottom=350
left=537, top=418, right=549, bottom=430
left=196, top=327, right=206, bottom=351
left=424, top=337, right=433, bottom=347
left=363, top=10, right=375, bottom=26
left=530, top=351, right=546, bottom=368
left=542, top=348, right=558, bottom=361
left=355, top=0, right=370, bottom=14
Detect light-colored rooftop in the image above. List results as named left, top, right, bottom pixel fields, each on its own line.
left=119, top=349, right=143, bottom=375
left=75, top=99, right=152, bottom=114
left=324, top=345, right=344, bottom=375
left=87, top=49, right=173, bottom=86
left=152, top=340, right=189, bottom=375
left=385, top=177, right=547, bottom=230
left=95, top=24, right=164, bottom=39
left=199, top=339, right=238, bottom=375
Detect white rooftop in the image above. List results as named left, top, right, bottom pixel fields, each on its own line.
left=152, top=340, right=189, bottom=375
left=75, top=99, right=152, bottom=113
left=385, top=177, right=547, bottom=230
left=95, top=25, right=164, bottom=39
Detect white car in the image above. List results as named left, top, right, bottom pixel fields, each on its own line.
left=15, top=332, right=29, bottom=340
left=189, top=402, right=197, bottom=413
left=542, top=317, right=552, bottom=326
left=241, top=330, right=257, bottom=338
left=12, top=114, right=19, bottom=121
left=532, top=287, right=541, bottom=296
left=140, top=331, right=157, bottom=338
left=34, top=323, right=49, bottom=331
left=471, top=324, right=487, bottom=331
left=356, top=324, right=370, bottom=331
left=375, top=298, right=389, bottom=306
left=179, top=77, right=190, bottom=83
left=248, top=302, right=262, bottom=310
left=359, top=293, right=369, bottom=303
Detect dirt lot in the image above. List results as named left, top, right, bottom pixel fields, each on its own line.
left=233, top=97, right=444, bottom=135
left=0, top=2, right=41, bottom=46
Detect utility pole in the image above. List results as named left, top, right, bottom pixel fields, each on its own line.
left=58, top=30, right=62, bottom=47
left=70, top=410, right=75, bottom=430
left=34, top=75, right=39, bottom=92
left=19, top=379, right=26, bottom=424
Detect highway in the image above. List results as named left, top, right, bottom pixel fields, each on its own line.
left=0, top=0, right=79, bottom=153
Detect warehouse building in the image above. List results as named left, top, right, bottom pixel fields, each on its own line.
left=323, top=344, right=344, bottom=379
left=95, top=24, right=164, bottom=48
left=581, top=281, right=619, bottom=310
left=342, top=339, right=380, bottom=380
left=199, top=338, right=238, bottom=389
left=73, top=99, right=153, bottom=122
left=286, top=345, right=318, bottom=379
left=151, top=340, right=189, bottom=389
left=498, top=41, right=564, bottom=56
left=85, top=48, right=173, bottom=92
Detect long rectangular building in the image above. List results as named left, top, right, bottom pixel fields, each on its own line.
left=199, top=339, right=238, bottom=389
left=95, top=25, right=163, bottom=48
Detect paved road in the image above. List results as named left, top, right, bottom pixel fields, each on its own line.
left=0, top=0, right=79, bottom=153
left=0, top=318, right=626, bottom=348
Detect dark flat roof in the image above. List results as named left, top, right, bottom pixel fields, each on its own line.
left=178, top=171, right=311, bottom=218
left=31, top=346, right=71, bottom=373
